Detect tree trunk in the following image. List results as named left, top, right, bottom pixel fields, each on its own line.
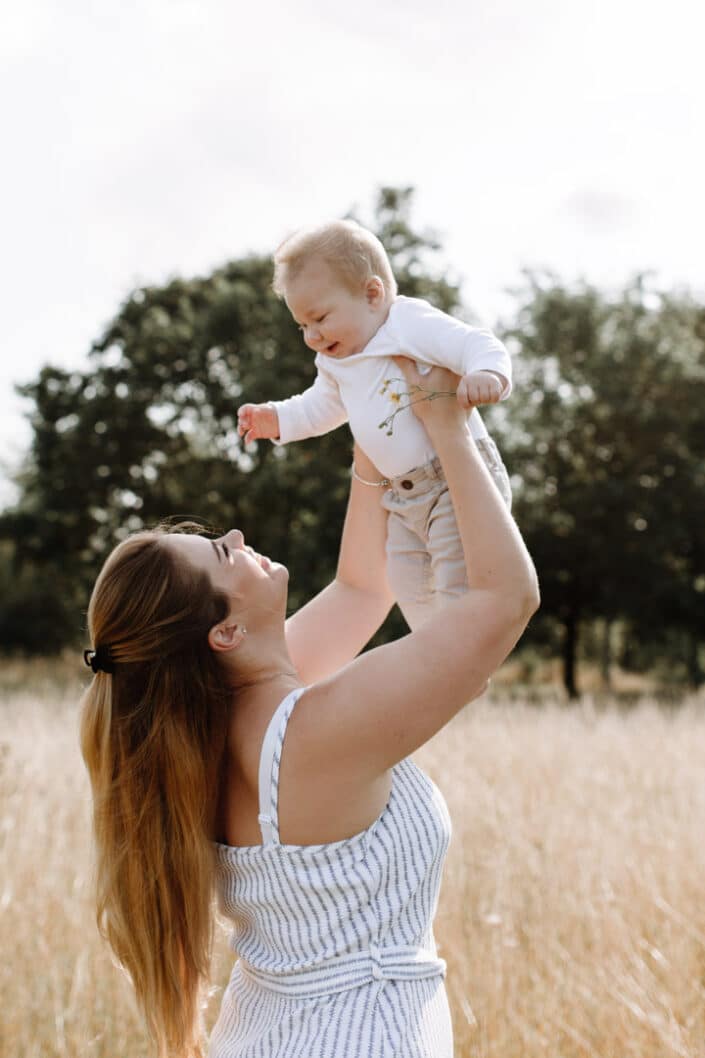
left=601, top=619, right=613, bottom=690
left=687, top=630, right=704, bottom=688
left=562, top=610, right=580, bottom=699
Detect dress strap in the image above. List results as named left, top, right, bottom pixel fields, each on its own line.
left=257, top=686, right=307, bottom=846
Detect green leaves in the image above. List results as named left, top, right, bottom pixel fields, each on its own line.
left=492, top=275, right=705, bottom=692
left=2, top=193, right=703, bottom=695
left=2, top=190, right=462, bottom=651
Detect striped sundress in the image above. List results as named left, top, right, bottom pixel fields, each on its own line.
left=209, top=686, right=454, bottom=1057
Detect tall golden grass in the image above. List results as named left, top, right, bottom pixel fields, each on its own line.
left=1, top=660, right=704, bottom=1057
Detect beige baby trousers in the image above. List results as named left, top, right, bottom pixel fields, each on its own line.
left=381, top=437, right=512, bottom=630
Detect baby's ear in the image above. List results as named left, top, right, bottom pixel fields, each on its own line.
left=366, top=275, right=385, bottom=306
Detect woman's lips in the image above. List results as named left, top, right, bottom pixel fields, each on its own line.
left=245, top=545, right=271, bottom=571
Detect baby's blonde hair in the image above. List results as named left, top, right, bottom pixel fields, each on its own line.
left=273, top=219, right=397, bottom=302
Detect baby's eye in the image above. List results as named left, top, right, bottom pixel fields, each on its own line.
left=316, top=314, right=327, bottom=323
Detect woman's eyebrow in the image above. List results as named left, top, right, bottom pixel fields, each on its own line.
left=210, top=540, right=222, bottom=562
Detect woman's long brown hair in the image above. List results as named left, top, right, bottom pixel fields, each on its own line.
left=80, top=530, right=231, bottom=1057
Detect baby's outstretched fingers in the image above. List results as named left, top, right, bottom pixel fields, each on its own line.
left=237, top=405, right=252, bottom=436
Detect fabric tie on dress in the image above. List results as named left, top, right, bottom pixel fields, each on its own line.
left=239, top=942, right=446, bottom=999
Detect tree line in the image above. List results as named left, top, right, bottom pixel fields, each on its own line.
left=1, top=188, right=703, bottom=696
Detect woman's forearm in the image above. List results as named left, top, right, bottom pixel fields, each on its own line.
left=285, top=444, right=394, bottom=683
left=430, top=420, right=539, bottom=613
left=286, top=580, right=393, bottom=684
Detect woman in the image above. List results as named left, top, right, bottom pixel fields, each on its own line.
left=80, top=360, right=539, bottom=1058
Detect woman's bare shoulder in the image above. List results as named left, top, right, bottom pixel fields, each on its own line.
left=219, top=682, right=391, bottom=847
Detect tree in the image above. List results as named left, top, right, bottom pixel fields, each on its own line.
left=0, top=188, right=462, bottom=652
left=6, top=194, right=703, bottom=694
left=493, top=273, right=705, bottom=696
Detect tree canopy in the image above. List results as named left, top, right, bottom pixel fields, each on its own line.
left=492, top=273, right=705, bottom=693
left=2, top=189, right=703, bottom=696
left=0, top=188, right=457, bottom=649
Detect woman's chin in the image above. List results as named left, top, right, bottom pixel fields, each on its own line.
left=258, top=553, right=287, bottom=580
left=270, top=560, right=289, bottom=581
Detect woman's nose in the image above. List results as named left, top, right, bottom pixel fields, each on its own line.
left=222, top=529, right=245, bottom=549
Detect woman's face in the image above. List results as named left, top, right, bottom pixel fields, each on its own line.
left=165, top=529, right=288, bottom=620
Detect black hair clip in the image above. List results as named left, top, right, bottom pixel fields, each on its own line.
left=83, top=644, right=116, bottom=674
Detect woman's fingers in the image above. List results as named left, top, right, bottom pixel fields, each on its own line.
left=388, top=358, right=465, bottom=427
left=392, top=356, right=462, bottom=394
left=391, top=355, right=419, bottom=385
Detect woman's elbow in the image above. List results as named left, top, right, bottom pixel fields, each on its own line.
left=502, top=575, right=540, bottom=629
left=524, top=576, right=541, bottom=618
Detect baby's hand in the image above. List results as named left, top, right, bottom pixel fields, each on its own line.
left=457, top=371, right=504, bottom=409
left=237, top=402, right=280, bottom=443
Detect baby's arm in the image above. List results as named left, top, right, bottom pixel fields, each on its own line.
left=238, top=361, right=348, bottom=447
left=392, top=299, right=512, bottom=407
left=238, top=403, right=280, bottom=443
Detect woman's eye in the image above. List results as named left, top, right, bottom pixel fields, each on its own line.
left=316, top=314, right=327, bottom=323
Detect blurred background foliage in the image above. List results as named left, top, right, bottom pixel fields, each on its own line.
left=1, top=187, right=703, bottom=696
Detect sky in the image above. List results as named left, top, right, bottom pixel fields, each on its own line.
left=1, top=0, right=703, bottom=505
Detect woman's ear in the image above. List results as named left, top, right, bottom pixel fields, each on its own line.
left=208, top=621, right=247, bottom=654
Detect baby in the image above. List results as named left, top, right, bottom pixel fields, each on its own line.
left=237, top=219, right=513, bottom=630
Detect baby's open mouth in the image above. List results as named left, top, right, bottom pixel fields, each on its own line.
left=326, top=342, right=340, bottom=355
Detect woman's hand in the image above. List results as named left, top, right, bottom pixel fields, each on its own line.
left=391, top=356, right=466, bottom=433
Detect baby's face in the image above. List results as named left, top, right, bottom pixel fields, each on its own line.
left=285, top=260, right=385, bottom=360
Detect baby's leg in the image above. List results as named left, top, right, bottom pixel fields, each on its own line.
left=428, top=438, right=512, bottom=607
left=382, top=453, right=506, bottom=628
left=427, top=488, right=468, bottom=608
left=382, top=472, right=445, bottom=631
left=475, top=437, right=512, bottom=509
left=385, top=509, right=437, bottom=630
left=427, top=435, right=510, bottom=605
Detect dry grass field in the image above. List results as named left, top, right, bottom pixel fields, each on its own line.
left=1, top=659, right=704, bottom=1058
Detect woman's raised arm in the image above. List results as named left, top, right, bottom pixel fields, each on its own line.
left=285, top=444, right=395, bottom=684
left=294, top=360, right=540, bottom=776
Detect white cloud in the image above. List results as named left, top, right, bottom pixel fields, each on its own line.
left=561, top=189, right=635, bottom=231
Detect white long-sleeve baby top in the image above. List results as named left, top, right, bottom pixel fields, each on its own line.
left=271, top=295, right=512, bottom=479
